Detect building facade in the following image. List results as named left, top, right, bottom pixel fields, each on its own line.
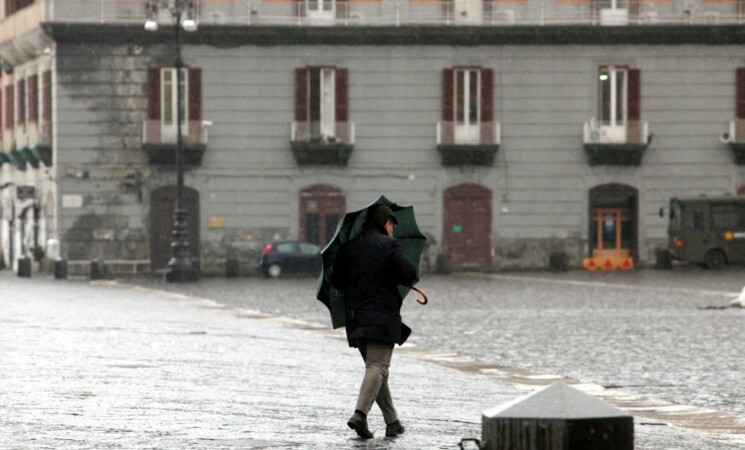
left=1, top=0, right=745, bottom=273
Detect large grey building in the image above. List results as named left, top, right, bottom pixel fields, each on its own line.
left=1, top=0, right=744, bottom=273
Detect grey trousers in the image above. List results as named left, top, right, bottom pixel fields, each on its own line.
left=355, top=340, right=398, bottom=425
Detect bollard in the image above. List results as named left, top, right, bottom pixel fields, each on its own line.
left=90, top=259, right=108, bottom=280
left=436, top=253, right=452, bottom=274
left=225, top=258, right=240, bottom=278
left=549, top=252, right=569, bottom=272
left=54, top=259, right=68, bottom=280
left=481, top=383, right=633, bottom=450
left=17, top=257, right=32, bottom=278
left=655, top=248, right=672, bottom=270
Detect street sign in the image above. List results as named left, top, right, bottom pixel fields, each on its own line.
left=16, top=185, right=35, bottom=200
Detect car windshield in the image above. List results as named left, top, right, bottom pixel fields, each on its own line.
left=299, top=243, right=320, bottom=254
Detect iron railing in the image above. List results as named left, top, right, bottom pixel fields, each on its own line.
left=584, top=118, right=649, bottom=145
left=291, top=121, right=355, bottom=144
left=436, top=121, right=500, bottom=145
left=142, top=119, right=208, bottom=145
left=41, top=0, right=745, bottom=27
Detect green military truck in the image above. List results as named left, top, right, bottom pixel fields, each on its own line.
left=664, top=196, right=745, bottom=269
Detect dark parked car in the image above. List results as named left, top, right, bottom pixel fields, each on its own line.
left=258, top=241, right=322, bottom=278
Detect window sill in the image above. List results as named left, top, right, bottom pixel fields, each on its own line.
left=291, top=141, right=354, bottom=166
left=437, top=144, right=499, bottom=166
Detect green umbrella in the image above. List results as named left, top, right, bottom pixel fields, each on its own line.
left=316, top=195, right=427, bottom=329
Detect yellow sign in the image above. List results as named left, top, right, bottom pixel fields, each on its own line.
left=208, top=216, right=226, bottom=229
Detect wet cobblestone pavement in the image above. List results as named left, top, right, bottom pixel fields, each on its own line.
left=3, top=268, right=745, bottom=449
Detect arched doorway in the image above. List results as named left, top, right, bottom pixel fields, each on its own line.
left=150, top=186, right=200, bottom=272
left=299, top=184, right=345, bottom=247
left=588, top=184, right=639, bottom=261
left=443, top=183, right=492, bottom=268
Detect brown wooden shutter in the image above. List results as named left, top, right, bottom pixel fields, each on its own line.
left=188, top=67, right=202, bottom=121
left=42, top=70, right=51, bottom=121
left=17, top=79, right=25, bottom=125
left=481, top=68, right=493, bottom=122
left=28, top=74, right=38, bottom=123
left=5, top=85, right=14, bottom=128
left=335, top=68, right=348, bottom=122
left=295, top=68, right=308, bottom=122
left=443, top=68, right=454, bottom=122
left=736, top=68, right=745, bottom=119
left=627, top=68, right=641, bottom=121
left=147, top=67, right=161, bottom=120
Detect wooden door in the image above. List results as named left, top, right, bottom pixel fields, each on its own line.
left=443, top=184, right=492, bottom=268
left=300, top=184, right=345, bottom=248
left=150, top=186, right=200, bottom=272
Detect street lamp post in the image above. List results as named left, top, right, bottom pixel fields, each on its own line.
left=146, top=1, right=199, bottom=282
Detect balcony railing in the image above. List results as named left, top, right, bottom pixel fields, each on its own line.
left=44, top=0, right=745, bottom=27
left=583, top=119, right=649, bottom=145
left=437, top=121, right=500, bottom=145
left=291, top=121, right=355, bottom=144
left=142, top=120, right=209, bottom=145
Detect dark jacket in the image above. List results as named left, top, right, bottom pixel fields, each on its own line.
left=330, top=223, right=418, bottom=348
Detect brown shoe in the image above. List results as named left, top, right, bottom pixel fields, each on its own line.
left=347, top=410, right=374, bottom=439
left=385, top=420, right=405, bottom=437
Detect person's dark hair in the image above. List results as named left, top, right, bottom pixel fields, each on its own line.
left=366, top=203, right=398, bottom=230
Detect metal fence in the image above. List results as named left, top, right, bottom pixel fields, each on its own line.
left=142, top=120, right=208, bottom=145
left=436, top=121, right=501, bottom=145
left=46, top=0, right=745, bottom=26
left=584, top=119, right=649, bottom=145
left=291, top=121, right=355, bottom=144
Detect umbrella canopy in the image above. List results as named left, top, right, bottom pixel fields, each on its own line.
left=316, top=196, right=426, bottom=329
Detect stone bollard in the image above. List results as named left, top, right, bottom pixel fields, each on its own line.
left=436, top=253, right=453, bottom=274
left=225, top=258, right=240, bottom=278
left=54, top=259, right=68, bottom=280
left=90, top=259, right=108, bottom=280
left=17, top=257, right=32, bottom=278
left=481, top=383, right=633, bottom=450
left=549, top=252, right=569, bottom=272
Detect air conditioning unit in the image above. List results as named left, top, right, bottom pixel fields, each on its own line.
left=703, top=10, right=720, bottom=24
left=493, top=10, right=515, bottom=25
left=639, top=11, right=658, bottom=24
left=207, top=10, right=226, bottom=24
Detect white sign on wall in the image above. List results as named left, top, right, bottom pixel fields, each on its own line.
left=62, top=195, right=83, bottom=209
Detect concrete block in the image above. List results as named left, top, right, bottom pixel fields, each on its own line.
left=482, top=383, right=633, bottom=450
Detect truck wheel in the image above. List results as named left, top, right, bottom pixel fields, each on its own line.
left=705, top=250, right=726, bottom=270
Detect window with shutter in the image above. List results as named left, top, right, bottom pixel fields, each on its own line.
left=736, top=68, right=745, bottom=120
left=42, top=71, right=52, bottom=122
left=17, top=79, right=25, bottom=126
left=28, top=74, right=38, bottom=123
left=147, top=66, right=202, bottom=143
left=5, top=85, right=13, bottom=129
left=443, top=66, right=493, bottom=145
left=295, top=66, right=349, bottom=142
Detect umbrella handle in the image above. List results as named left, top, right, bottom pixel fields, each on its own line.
left=405, top=285, right=428, bottom=305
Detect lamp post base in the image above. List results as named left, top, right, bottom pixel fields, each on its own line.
left=164, top=257, right=200, bottom=282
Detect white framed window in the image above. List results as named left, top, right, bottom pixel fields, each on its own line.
left=161, top=68, right=189, bottom=139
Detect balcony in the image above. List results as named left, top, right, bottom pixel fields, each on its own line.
left=436, top=121, right=500, bottom=166
left=290, top=121, right=355, bottom=166
left=141, top=120, right=209, bottom=166
left=42, top=0, right=745, bottom=28
left=583, top=119, right=651, bottom=166
left=723, top=120, right=745, bottom=164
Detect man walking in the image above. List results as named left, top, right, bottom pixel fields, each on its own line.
left=331, top=203, right=418, bottom=439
